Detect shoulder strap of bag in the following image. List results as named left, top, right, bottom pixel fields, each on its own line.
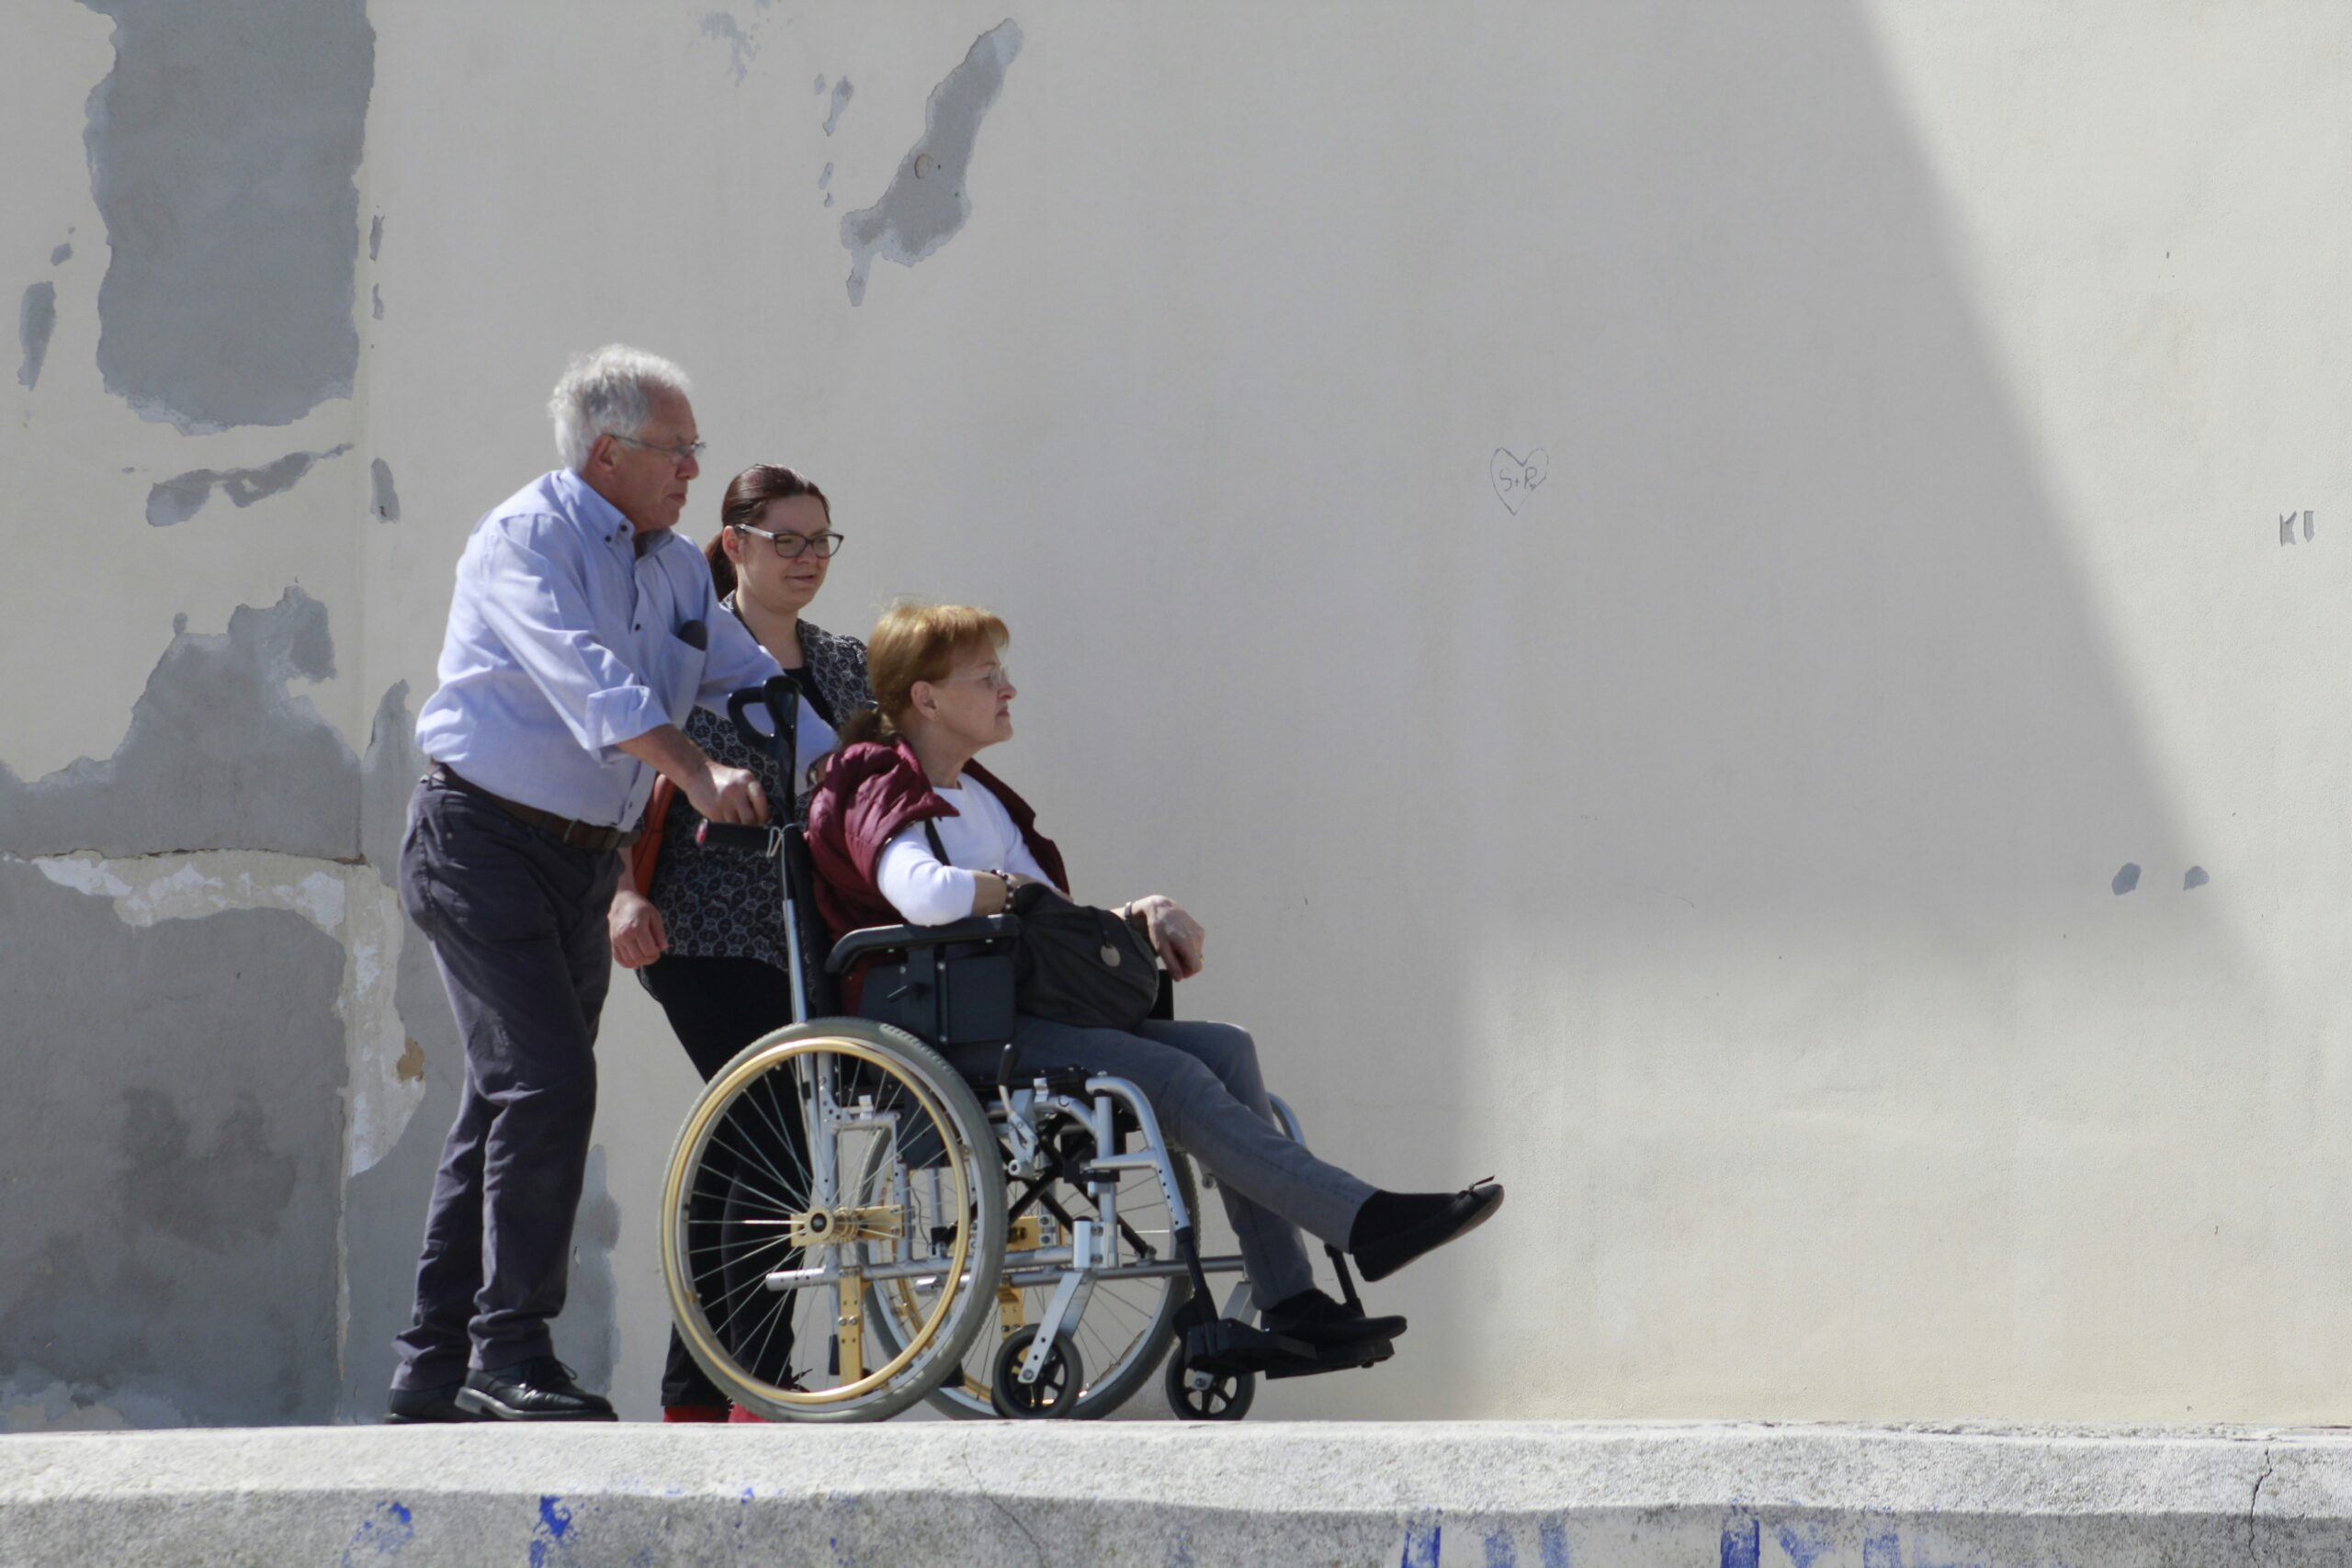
left=628, top=774, right=677, bottom=895
left=922, top=816, right=949, bottom=863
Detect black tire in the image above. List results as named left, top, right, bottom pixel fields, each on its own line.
left=1164, top=1353, right=1255, bottom=1422
left=990, top=1326, right=1082, bottom=1418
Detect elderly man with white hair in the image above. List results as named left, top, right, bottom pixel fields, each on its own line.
left=387, top=345, right=779, bottom=1423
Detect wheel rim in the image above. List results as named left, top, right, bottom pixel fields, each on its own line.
left=662, top=1032, right=980, bottom=1409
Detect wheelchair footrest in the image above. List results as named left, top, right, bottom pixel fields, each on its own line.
left=1182, top=1318, right=1315, bottom=1375
left=1263, top=1337, right=1396, bottom=1380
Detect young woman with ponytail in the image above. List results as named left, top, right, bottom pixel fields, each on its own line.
left=606, top=464, right=872, bottom=1422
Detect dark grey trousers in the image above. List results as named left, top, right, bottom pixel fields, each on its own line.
left=973, top=1016, right=1376, bottom=1306
left=390, top=775, right=620, bottom=1388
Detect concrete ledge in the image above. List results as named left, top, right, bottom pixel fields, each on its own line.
left=4, top=1421, right=2348, bottom=1566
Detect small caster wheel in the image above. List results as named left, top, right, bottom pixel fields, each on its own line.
left=991, top=1326, right=1082, bottom=1418
left=1164, top=1354, right=1254, bottom=1421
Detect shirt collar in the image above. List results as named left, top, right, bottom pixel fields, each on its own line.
left=550, top=468, right=637, bottom=551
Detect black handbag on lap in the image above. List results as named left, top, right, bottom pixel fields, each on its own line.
left=1006, top=880, right=1161, bottom=1031
left=923, top=821, right=1159, bottom=1032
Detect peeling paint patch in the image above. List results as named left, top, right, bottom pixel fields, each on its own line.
left=0, top=586, right=355, bottom=860
left=372, top=284, right=384, bottom=321
left=822, top=76, right=854, bottom=134
left=2112, top=862, right=2141, bottom=895
left=819, top=162, right=832, bottom=190
left=51, top=241, right=74, bottom=265
left=2184, top=864, right=2210, bottom=890
left=371, top=457, right=401, bottom=522
left=30, top=849, right=347, bottom=930
left=840, top=20, right=1023, bottom=306
left=17, top=282, right=56, bottom=389
left=368, top=213, right=383, bottom=262
left=146, top=444, right=354, bottom=527
left=0, top=863, right=346, bottom=1424
left=3, top=1378, right=184, bottom=1432
left=700, top=13, right=755, bottom=83
left=0, top=604, right=448, bottom=1424
left=340, top=863, right=421, bottom=1173
left=22, top=849, right=422, bottom=1177
left=78, top=0, right=373, bottom=431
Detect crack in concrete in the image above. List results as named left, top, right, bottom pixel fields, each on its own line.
left=2247, top=1447, right=2274, bottom=1557
left=958, top=1445, right=1048, bottom=1568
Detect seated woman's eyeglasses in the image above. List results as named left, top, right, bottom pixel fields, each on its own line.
left=934, top=666, right=1012, bottom=693
left=731, top=522, right=845, bottom=559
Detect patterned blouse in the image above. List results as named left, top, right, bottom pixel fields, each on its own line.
left=643, top=609, right=873, bottom=971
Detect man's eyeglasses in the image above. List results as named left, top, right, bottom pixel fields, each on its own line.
left=730, top=522, right=845, bottom=559
left=611, top=433, right=707, bottom=465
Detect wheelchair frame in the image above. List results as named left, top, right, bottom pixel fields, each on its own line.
left=658, top=676, right=1377, bottom=1421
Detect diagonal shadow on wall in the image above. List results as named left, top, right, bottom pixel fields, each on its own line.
left=993, top=3, right=2248, bottom=1419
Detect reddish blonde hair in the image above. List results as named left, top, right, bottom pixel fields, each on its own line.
left=841, top=601, right=1008, bottom=745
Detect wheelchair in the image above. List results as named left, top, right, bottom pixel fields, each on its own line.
left=656, top=677, right=1388, bottom=1422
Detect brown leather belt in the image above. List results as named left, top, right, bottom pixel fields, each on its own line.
left=427, top=762, right=639, bottom=852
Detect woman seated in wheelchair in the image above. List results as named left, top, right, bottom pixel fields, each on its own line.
left=808, top=600, right=1503, bottom=1369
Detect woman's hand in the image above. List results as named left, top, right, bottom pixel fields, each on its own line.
left=610, top=888, right=669, bottom=970
left=1124, top=895, right=1205, bottom=981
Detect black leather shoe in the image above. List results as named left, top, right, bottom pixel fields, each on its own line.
left=455, top=1357, right=617, bottom=1422
left=1350, top=1180, right=1506, bottom=1282
left=386, top=1381, right=488, bottom=1424
left=1261, top=1288, right=1408, bottom=1349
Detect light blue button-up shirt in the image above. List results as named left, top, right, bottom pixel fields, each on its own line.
left=414, top=468, right=780, bottom=828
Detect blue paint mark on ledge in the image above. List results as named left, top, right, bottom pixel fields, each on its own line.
left=342, top=1498, right=413, bottom=1563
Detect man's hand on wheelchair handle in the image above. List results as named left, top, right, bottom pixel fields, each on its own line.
left=617, top=724, right=769, bottom=826
left=609, top=887, right=669, bottom=970
left=689, top=761, right=768, bottom=826
left=1125, top=895, right=1204, bottom=980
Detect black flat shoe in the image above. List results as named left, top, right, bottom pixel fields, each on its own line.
left=385, top=1381, right=488, bottom=1424
left=1260, top=1288, right=1408, bottom=1349
left=1349, top=1180, right=1506, bottom=1283
left=455, top=1357, right=617, bottom=1422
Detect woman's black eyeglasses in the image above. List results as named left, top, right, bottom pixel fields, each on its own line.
left=729, top=522, right=844, bottom=559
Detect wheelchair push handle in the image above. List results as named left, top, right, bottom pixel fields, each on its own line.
left=695, top=819, right=779, bottom=856
left=725, top=672, right=804, bottom=783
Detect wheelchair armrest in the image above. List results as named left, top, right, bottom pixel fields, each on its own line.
left=825, top=915, right=1019, bottom=974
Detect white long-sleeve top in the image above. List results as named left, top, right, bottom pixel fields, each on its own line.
left=875, top=774, right=1058, bottom=925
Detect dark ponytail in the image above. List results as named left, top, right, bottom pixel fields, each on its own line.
left=837, top=707, right=891, bottom=748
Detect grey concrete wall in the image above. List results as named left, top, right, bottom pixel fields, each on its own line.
left=2, top=0, right=2349, bottom=1430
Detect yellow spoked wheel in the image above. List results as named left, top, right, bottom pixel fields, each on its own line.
left=865, top=1126, right=1195, bottom=1420
left=661, top=1019, right=1005, bottom=1423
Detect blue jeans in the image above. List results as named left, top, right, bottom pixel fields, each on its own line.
left=967, top=1015, right=1374, bottom=1306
